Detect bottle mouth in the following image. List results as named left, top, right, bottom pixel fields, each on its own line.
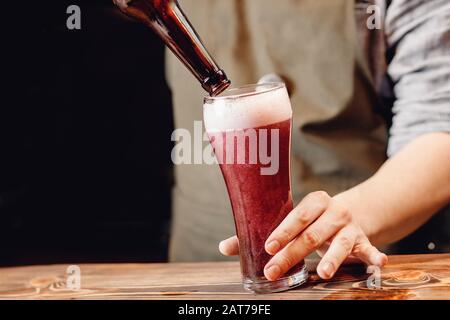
left=203, top=69, right=231, bottom=97
left=208, top=79, right=231, bottom=97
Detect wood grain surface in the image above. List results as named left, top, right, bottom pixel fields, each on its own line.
left=0, top=254, right=449, bottom=300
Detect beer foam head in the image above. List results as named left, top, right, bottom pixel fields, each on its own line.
left=203, top=83, right=292, bottom=132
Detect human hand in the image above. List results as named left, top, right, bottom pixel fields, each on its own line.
left=219, top=191, right=388, bottom=280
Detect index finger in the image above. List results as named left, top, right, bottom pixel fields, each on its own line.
left=265, top=191, right=330, bottom=255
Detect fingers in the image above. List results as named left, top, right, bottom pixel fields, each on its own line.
left=264, top=203, right=350, bottom=281
left=317, top=228, right=388, bottom=279
left=353, top=237, right=388, bottom=267
left=265, top=191, right=330, bottom=255
left=219, top=236, right=239, bottom=256
left=316, top=227, right=356, bottom=279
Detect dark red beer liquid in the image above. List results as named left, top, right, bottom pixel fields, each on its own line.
left=209, top=119, right=305, bottom=281
left=115, top=0, right=230, bottom=96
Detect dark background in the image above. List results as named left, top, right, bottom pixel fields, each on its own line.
left=0, top=0, right=173, bottom=266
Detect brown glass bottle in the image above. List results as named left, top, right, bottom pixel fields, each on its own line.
left=113, top=0, right=231, bottom=96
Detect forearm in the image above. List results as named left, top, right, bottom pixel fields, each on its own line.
left=335, top=132, right=450, bottom=246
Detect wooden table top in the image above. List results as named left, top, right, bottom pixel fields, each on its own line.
left=0, top=254, right=449, bottom=300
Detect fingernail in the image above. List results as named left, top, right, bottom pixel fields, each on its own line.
left=265, top=264, right=281, bottom=280
left=377, top=253, right=388, bottom=266
left=219, top=241, right=227, bottom=253
left=370, top=253, right=382, bottom=266
left=321, top=262, right=334, bottom=278
left=266, top=240, right=280, bottom=254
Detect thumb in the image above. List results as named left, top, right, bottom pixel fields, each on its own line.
left=219, top=235, right=239, bottom=256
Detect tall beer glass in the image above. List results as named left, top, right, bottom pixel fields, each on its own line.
left=203, top=83, right=308, bottom=293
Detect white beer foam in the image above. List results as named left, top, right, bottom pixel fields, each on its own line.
left=203, top=85, right=292, bottom=132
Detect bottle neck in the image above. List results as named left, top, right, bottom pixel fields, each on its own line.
left=114, top=0, right=231, bottom=97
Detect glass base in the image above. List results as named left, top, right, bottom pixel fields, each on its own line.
left=243, top=264, right=309, bottom=294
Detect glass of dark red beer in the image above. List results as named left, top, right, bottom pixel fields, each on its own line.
left=204, top=83, right=308, bottom=293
